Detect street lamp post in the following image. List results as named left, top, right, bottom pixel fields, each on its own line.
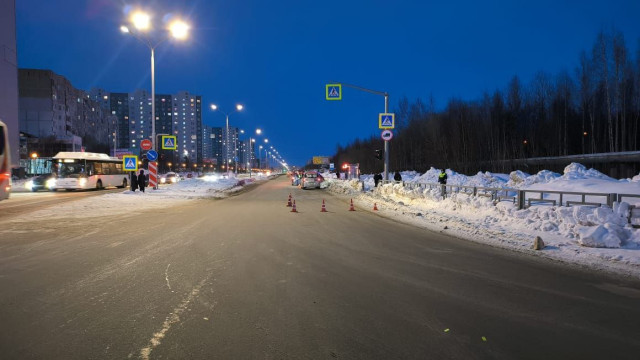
left=210, top=104, right=243, bottom=178
left=120, top=10, right=190, bottom=153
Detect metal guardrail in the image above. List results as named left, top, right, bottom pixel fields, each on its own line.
left=375, top=179, right=640, bottom=224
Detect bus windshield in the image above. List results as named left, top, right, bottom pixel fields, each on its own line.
left=57, top=161, right=86, bottom=178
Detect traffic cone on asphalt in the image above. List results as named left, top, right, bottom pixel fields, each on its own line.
left=349, top=199, right=356, bottom=211
left=286, top=193, right=292, bottom=207
left=373, top=203, right=378, bottom=211
left=321, top=199, right=327, bottom=212
left=291, top=200, right=298, bottom=213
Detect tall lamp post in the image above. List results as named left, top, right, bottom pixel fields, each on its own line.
left=210, top=104, right=243, bottom=178
left=120, top=10, right=190, bottom=153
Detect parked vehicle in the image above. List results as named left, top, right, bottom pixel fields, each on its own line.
left=301, top=171, right=323, bottom=189
left=0, top=120, right=11, bottom=200
left=25, top=173, right=57, bottom=192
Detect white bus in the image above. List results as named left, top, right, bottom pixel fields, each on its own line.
left=0, top=120, right=11, bottom=200
left=52, top=152, right=129, bottom=191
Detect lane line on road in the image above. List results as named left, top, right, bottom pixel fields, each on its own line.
left=140, top=277, right=209, bottom=360
left=165, top=264, right=172, bottom=292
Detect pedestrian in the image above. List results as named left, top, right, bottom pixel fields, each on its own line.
left=138, top=169, right=146, bottom=193
left=130, top=171, right=138, bottom=192
left=374, top=173, right=382, bottom=187
left=394, top=171, right=402, bottom=182
left=438, top=169, right=447, bottom=184
left=438, top=168, right=448, bottom=198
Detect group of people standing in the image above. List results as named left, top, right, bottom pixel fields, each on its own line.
left=372, top=169, right=448, bottom=187
left=130, top=169, right=147, bottom=193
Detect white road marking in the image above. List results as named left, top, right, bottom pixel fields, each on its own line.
left=139, top=278, right=208, bottom=360
left=165, top=264, right=172, bottom=292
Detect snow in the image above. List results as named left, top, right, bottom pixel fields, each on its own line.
left=8, top=177, right=244, bottom=221
left=322, top=163, right=640, bottom=278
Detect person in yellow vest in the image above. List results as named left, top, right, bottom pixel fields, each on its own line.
left=438, top=169, right=447, bottom=184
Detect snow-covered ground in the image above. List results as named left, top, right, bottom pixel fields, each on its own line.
left=324, top=163, right=640, bottom=278
left=9, top=177, right=248, bottom=221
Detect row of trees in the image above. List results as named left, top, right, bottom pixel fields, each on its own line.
left=333, top=30, right=640, bottom=175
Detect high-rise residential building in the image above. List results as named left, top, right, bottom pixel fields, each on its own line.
left=202, top=125, right=213, bottom=161
left=222, top=126, right=240, bottom=169
left=172, top=91, right=202, bottom=164
left=128, top=89, right=151, bottom=152
left=211, top=127, right=223, bottom=168
left=0, top=0, right=19, bottom=167
left=18, top=69, right=112, bottom=156
left=108, top=93, right=130, bottom=150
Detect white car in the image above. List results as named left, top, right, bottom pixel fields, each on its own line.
left=160, top=172, right=180, bottom=184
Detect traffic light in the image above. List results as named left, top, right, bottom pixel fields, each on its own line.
left=374, top=149, right=382, bottom=160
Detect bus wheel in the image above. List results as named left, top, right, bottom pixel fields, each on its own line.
left=96, top=180, right=103, bottom=190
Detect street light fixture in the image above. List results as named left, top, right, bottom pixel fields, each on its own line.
left=210, top=103, right=244, bottom=178
left=120, top=9, right=190, bottom=155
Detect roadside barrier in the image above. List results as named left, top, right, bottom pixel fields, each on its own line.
left=378, top=180, right=639, bottom=225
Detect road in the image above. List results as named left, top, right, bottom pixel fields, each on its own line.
left=0, top=187, right=124, bottom=219
left=0, top=177, right=639, bottom=359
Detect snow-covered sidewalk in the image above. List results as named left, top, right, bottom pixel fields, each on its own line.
left=7, top=177, right=248, bottom=221
left=324, top=163, right=640, bottom=278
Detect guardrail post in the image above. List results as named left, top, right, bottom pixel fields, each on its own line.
left=517, top=190, right=526, bottom=210
left=608, top=193, right=617, bottom=207
left=473, top=187, right=477, bottom=197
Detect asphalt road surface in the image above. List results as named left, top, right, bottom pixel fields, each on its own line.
left=0, top=177, right=639, bottom=359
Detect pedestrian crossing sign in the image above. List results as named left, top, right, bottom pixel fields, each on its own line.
left=326, top=84, right=342, bottom=100
left=123, top=155, right=138, bottom=172
left=379, top=113, right=395, bottom=129
left=162, top=135, right=177, bottom=150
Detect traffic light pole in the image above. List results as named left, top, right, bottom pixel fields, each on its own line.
left=330, top=82, right=390, bottom=180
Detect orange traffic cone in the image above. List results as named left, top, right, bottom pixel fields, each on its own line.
left=286, top=193, right=292, bottom=207
left=291, top=200, right=298, bottom=213
left=349, top=199, right=356, bottom=211
left=321, top=199, right=327, bottom=212
left=373, top=203, right=378, bottom=211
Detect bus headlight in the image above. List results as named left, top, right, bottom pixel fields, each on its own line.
left=25, top=180, right=34, bottom=190
left=46, top=178, right=56, bottom=189
left=79, top=178, right=87, bottom=186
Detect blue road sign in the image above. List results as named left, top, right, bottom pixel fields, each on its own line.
left=123, top=155, right=138, bottom=172
left=379, top=113, right=395, bottom=129
left=326, top=84, right=342, bottom=100
left=162, top=135, right=177, bottom=150
left=146, top=150, right=158, bottom=161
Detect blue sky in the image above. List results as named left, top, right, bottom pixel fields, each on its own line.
left=16, top=0, right=640, bottom=167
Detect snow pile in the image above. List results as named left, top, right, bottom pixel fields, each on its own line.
left=325, top=163, right=640, bottom=275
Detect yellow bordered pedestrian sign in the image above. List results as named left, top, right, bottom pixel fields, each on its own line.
left=162, top=135, right=177, bottom=150
left=379, top=113, right=395, bottom=129
left=326, top=84, right=342, bottom=100
left=123, top=155, right=138, bottom=172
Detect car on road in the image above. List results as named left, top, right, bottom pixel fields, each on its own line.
left=25, top=173, right=57, bottom=192
left=301, top=171, right=323, bottom=189
left=160, top=172, right=180, bottom=184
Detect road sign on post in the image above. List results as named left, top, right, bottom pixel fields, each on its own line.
left=123, top=155, right=138, bottom=172
left=381, top=129, right=393, bottom=141
left=146, top=150, right=158, bottom=161
left=379, top=113, right=395, bottom=129
left=140, top=139, right=152, bottom=151
left=162, top=135, right=177, bottom=150
left=326, top=84, right=342, bottom=100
